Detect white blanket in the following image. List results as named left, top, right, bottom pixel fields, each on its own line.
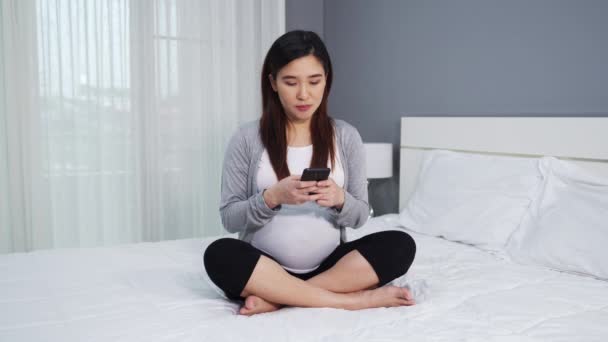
left=2, top=215, right=608, bottom=341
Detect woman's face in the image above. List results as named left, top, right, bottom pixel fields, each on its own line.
left=270, top=54, right=327, bottom=124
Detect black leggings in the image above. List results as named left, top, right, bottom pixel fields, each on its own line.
left=203, top=230, right=417, bottom=301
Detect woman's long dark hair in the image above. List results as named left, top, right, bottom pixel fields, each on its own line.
left=259, top=30, right=335, bottom=180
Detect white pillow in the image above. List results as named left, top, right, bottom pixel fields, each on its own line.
left=506, top=157, right=608, bottom=280
left=399, top=149, right=542, bottom=251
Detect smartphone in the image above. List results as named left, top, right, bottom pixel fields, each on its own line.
left=300, top=167, right=330, bottom=182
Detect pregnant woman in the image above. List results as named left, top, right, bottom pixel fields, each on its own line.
left=204, top=30, right=417, bottom=316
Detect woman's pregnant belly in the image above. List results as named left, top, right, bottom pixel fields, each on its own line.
left=250, top=203, right=340, bottom=273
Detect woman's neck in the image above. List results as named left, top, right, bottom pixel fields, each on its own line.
left=286, top=120, right=312, bottom=147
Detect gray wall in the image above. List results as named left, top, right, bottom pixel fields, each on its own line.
left=286, top=0, right=324, bottom=37
left=288, top=0, right=608, bottom=215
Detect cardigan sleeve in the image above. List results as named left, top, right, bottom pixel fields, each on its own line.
left=219, top=126, right=279, bottom=234
left=335, top=123, right=370, bottom=229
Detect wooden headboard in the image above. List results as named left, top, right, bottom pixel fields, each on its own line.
left=399, top=117, right=608, bottom=211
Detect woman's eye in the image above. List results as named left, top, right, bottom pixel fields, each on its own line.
left=310, top=81, right=320, bottom=85
left=286, top=82, right=297, bottom=86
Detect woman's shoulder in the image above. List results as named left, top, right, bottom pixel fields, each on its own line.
left=333, top=119, right=362, bottom=141
left=229, top=120, right=260, bottom=143
left=225, top=119, right=261, bottom=154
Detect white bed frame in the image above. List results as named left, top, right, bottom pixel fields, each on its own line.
left=399, top=117, right=608, bottom=211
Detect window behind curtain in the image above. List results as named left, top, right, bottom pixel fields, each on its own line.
left=0, top=0, right=285, bottom=253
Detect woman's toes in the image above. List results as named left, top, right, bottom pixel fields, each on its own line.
left=238, top=296, right=258, bottom=315
left=400, top=287, right=413, bottom=301
left=245, top=295, right=259, bottom=310
left=239, top=295, right=281, bottom=316
left=398, top=287, right=415, bottom=306
left=399, top=298, right=416, bottom=306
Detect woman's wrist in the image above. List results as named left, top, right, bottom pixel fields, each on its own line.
left=334, top=189, right=345, bottom=210
left=263, top=188, right=280, bottom=209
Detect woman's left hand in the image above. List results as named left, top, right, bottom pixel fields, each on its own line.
left=314, top=178, right=345, bottom=210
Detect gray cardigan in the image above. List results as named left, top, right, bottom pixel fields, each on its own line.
left=219, top=119, right=370, bottom=243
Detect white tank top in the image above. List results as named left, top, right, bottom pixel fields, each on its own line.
left=252, top=144, right=345, bottom=273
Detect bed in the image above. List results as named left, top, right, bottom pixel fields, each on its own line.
left=1, top=117, right=607, bottom=341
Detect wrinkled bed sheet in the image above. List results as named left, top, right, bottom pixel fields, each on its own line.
left=1, top=215, right=607, bottom=342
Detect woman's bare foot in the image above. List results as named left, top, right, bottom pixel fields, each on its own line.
left=239, top=286, right=414, bottom=315
left=239, top=295, right=283, bottom=316
left=350, top=286, right=415, bottom=310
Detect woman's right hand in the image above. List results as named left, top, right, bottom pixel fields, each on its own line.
left=263, top=175, right=320, bottom=208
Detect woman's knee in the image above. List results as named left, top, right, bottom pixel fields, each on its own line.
left=204, top=238, right=238, bottom=273
left=204, top=238, right=257, bottom=276
left=394, top=231, right=417, bottom=272
left=360, top=230, right=417, bottom=282
left=367, top=230, right=416, bottom=254
left=203, top=238, right=261, bottom=299
left=387, top=230, right=416, bottom=262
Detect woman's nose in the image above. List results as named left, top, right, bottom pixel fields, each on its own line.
left=296, top=84, right=309, bottom=100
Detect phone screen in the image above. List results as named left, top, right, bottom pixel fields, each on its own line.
left=300, top=168, right=330, bottom=181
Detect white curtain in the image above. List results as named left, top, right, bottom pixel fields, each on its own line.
left=0, top=0, right=285, bottom=253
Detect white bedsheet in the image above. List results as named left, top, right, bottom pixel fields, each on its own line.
left=2, top=215, right=608, bottom=342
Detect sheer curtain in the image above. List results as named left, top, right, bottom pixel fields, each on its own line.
left=0, top=0, right=285, bottom=253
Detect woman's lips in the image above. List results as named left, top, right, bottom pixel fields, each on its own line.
left=296, top=105, right=311, bottom=112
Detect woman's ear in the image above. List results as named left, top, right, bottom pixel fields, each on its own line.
left=268, top=74, right=277, bottom=92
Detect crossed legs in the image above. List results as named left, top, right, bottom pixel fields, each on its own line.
left=204, top=231, right=417, bottom=316
left=239, top=249, right=414, bottom=315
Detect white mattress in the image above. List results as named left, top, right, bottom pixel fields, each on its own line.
left=2, top=215, right=608, bottom=342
